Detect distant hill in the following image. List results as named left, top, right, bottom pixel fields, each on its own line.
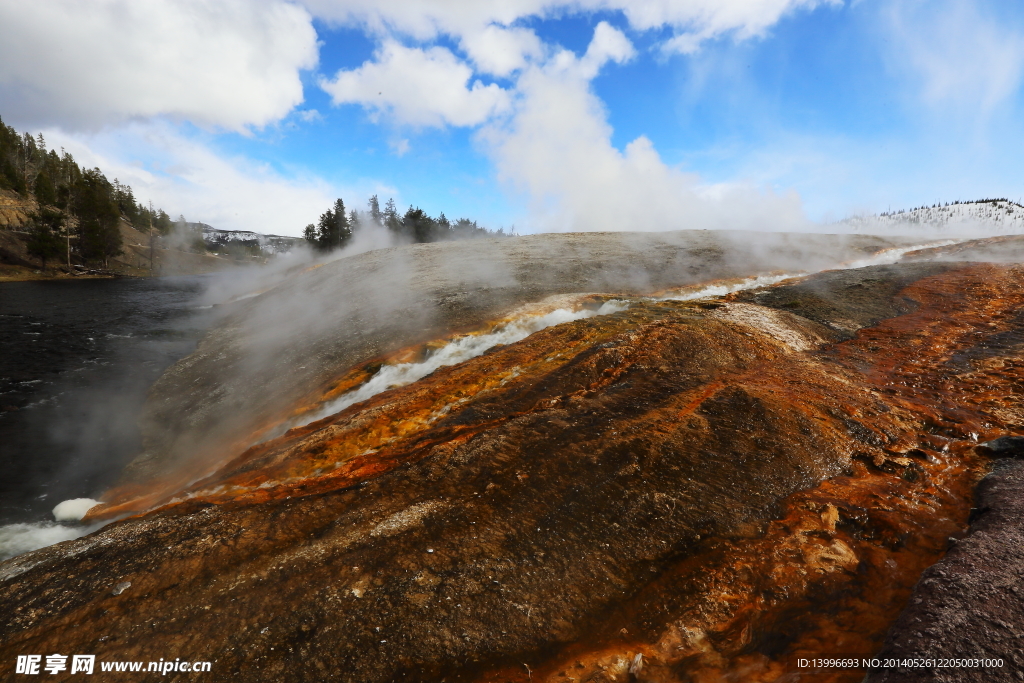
left=841, top=199, right=1024, bottom=235
left=186, top=222, right=304, bottom=256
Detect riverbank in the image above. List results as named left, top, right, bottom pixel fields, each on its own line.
left=0, top=276, right=219, bottom=528
left=1, top=212, right=252, bottom=282
left=0, top=263, right=138, bottom=282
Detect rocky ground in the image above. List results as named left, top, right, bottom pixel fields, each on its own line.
left=103, top=230, right=918, bottom=503
left=865, top=440, right=1024, bottom=683
left=2, top=233, right=1023, bottom=682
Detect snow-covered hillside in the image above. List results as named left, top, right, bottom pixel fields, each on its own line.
left=840, top=199, right=1024, bottom=235
left=190, top=223, right=304, bottom=255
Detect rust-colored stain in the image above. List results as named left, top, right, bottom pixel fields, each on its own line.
left=12, top=263, right=1024, bottom=683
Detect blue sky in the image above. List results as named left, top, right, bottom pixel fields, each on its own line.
left=1, top=0, right=1023, bottom=235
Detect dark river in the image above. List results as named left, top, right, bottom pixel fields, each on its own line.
left=0, top=277, right=218, bottom=531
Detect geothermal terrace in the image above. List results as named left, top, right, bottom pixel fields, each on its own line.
left=2, top=230, right=1024, bottom=682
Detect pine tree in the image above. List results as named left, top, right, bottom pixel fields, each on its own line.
left=333, top=198, right=352, bottom=247
left=402, top=206, right=436, bottom=243
left=26, top=207, right=65, bottom=271
left=368, top=195, right=381, bottom=225
left=75, top=168, right=122, bottom=267
left=34, top=169, right=57, bottom=206
left=154, top=210, right=172, bottom=234
left=383, top=198, right=400, bottom=235
left=316, top=205, right=335, bottom=249
left=314, top=198, right=353, bottom=251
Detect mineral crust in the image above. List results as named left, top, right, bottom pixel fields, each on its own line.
left=3, top=239, right=1024, bottom=682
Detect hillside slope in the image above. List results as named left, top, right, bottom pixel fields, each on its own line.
left=0, top=206, right=245, bottom=280
left=842, top=199, right=1024, bottom=235
left=3, top=242, right=1024, bottom=681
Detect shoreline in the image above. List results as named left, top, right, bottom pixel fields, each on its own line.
left=0, top=266, right=147, bottom=283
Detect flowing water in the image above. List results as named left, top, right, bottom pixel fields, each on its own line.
left=0, top=277, right=217, bottom=558
left=288, top=299, right=631, bottom=431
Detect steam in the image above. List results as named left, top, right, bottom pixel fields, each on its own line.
left=293, top=299, right=630, bottom=428
left=661, top=239, right=964, bottom=301
left=843, top=240, right=960, bottom=267
left=0, top=521, right=102, bottom=562
left=132, top=228, right=980, bottom=486
left=478, top=24, right=811, bottom=234
left=286, top=237, right=969, bottom=431
left=195, top=219, right=410, bottom=310
left=662, top=273, right=803, bottom=301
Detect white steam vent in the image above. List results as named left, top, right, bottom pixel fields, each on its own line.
left=52, top=498, right=102, bottom=522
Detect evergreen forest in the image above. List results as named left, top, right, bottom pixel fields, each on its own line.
left=303, top=195, right=509, bottom=252
left=0, top=115, right=175, bottom=269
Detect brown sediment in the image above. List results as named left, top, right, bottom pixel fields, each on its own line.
left=467, top=264, right=1024, bottom=683
left=3, top=261, right=1024, bottom=682
left=901, top=234, right=1024, bottom=263
left=121, top=231, right=923, bottom=492
left=865, top=456, right=1024, bottom=683
left=88, top=294, right=618, bottom=518
left=471, top=441, right=985, bottom=683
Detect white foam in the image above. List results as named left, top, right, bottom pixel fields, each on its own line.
left=52, top=498, right=102, bottom=522
left=296, top=299, right=630, bottom=428
left=0, top=522, right=98, bottom=561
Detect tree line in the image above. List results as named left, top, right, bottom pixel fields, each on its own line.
left=2, top=114, right=513, bottom=270
left=0, top=115, right=176, bottom=270
left=879, top=198, right=1018, bottom=217
left=303, top=195, right=510, bottom=251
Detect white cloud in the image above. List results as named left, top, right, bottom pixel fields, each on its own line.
left=0, top=0, right=318, bottom=132
left=313, top=10, right=815, bottom=232
left=638, top=0, right=840, bottom=54
left=0, top=0, right=834, bottom=238
left=297, top=109, right=324, bottom=123
left=316, top=21, right=629, bottom=130
left=41, top=123, right=372, bottom=236
left=579, top=22, right=636, bottom=78
left=319, top=41, right=511, bottom=127
left=299, top=0, right=554, bottom=39
left=884, top=0, right=1024, bottom=115
left=480, top=25, right=808, bottom=233
left=390, top=138, right=412, bottom=156
left=0, top=0, right=815, bottom=134
left=460, top=25, right=545, bottom=77
left=301, top=0, right=836, bottom=55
